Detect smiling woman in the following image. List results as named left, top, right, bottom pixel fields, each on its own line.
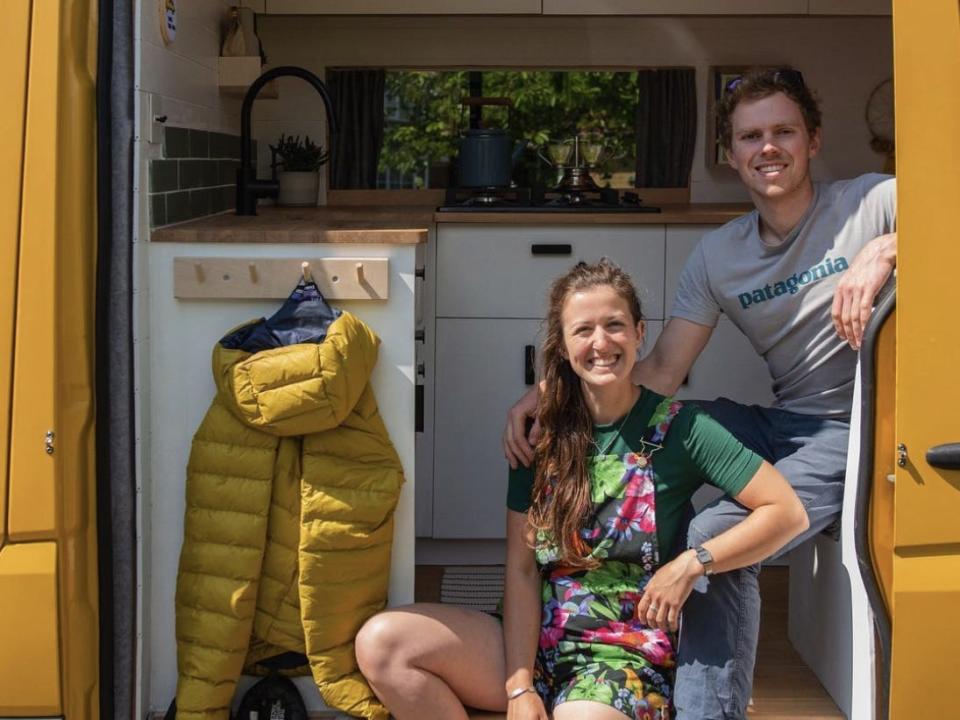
left=352, top=259, right=807, bottom=720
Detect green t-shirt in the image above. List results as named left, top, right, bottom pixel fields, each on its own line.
left=506, top=388, right=763, bottom=558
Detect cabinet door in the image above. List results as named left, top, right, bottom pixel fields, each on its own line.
left=437, top=224, right=666, bottom=320
left=433, top=318, right=543, bottom=538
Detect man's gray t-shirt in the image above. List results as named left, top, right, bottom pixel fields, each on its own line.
left=672, top=174, right=896, bottom=418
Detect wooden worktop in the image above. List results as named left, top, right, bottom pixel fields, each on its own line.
left=433, top=203, right=752, bottom=224
left=151, top=206, right=431, bottom=244
left=150, top=203, right=753, bottom=243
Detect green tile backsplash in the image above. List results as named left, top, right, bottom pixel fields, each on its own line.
left=149, top=127, right=255, bottom=229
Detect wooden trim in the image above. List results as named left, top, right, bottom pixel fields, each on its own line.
left=173, top=256, right=390, bottom=300
left=264, top=0, right=543, bottom=14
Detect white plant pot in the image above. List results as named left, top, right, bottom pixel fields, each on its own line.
left=277, top=171, right=320, bottom=207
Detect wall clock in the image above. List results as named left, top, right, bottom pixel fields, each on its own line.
left=159, top=0, right=177, bottom=46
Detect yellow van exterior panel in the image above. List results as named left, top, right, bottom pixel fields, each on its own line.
left=868, top=310, right=895, bottom=613
left=0, top=0, right=31, bottom=549
left=891, top=0, right=960, bottom=716
left=7, top=0, right=59, bottom=540
left=1, top=0, right=99, bottom=718
left=0, top=542, right=62, bottom=714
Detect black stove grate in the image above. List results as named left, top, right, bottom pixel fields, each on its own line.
left=438, top=187, right=660, bottom=213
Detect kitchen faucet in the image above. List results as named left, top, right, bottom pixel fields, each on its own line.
left=236, top=66, right=338, bottom=215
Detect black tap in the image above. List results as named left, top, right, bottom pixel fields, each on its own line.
left=236, top=66, right=339, bottom=215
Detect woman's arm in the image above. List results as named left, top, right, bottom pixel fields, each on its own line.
left=637, top=460, right=808, bottom=631
left=502, top=510, right=549, bottom=719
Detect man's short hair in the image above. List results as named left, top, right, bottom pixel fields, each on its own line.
left=716, top=67, right=822, bottom=152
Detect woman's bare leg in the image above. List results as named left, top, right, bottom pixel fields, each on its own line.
left=355, top=603, right=508, bottom=720
left=553, top=701, right=632, bottom=719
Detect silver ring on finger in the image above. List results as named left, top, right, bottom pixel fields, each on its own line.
left=648, top=604, right=659, bottom=613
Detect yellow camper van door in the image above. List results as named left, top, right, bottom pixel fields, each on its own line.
left=0, top=2, right=62, bottom=716
left=889, top=0, right=960, bottom=716
left=1, top=0, right=99, bottom=716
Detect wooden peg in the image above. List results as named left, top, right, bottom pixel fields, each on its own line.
left=301, top=261, right=312, bottom=283
left=355, top=262, right=365, bottom=283
left=194, top=263, right=205, bottom=282
left=248, top=264, right=258, bottom=283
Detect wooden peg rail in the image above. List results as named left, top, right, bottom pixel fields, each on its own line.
left=173, top=257, right=389, bottom=300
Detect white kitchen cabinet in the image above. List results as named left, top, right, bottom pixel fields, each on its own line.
left=427, top=221, right=777, bottom=541
left=436, top=224, right=666, bottom=320
left=432, top=317, right=544, bottom=538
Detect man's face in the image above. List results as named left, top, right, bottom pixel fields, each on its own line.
left=725, top=92, right=821, bottom=202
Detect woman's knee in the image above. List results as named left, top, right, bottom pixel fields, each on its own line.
left=355, top=611, right=408, bottom=681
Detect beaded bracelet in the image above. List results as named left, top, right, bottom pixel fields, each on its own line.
left=506, top=686, right=537, bottom=701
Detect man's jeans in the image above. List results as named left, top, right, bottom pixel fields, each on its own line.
left=673, top=398, right=850, bottom=720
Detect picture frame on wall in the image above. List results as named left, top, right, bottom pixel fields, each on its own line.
left=706, top=65, right=778, bottom=168
left=706, top=66, right=748, bottom=168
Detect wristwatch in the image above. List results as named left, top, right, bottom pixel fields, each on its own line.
left=694, top=545, right=715, bottom=576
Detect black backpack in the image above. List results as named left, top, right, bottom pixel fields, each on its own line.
left=235, top=675, right=308, bottom=720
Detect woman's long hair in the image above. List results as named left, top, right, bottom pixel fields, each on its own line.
left=529, top=259, right=644, bottom=569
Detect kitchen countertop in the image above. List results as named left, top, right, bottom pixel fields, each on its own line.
left=433, top=203, right=752, bottom=224
left=151, top=206, right=431, bottom=244
left=150, top=203, right=754, bottom=243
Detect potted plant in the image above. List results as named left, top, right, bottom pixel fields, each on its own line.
left=270, top=134, right=329, bottom=206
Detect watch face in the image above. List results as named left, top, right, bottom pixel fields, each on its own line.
left=696, top=547, right=714, bottom=566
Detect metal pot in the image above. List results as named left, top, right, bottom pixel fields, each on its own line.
left=458, top=128, right=520, bottom=188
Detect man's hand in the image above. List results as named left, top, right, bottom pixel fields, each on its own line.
left=831, top=232, right=897, bottom=350
left=503, top=387, right=540, bottom=469
left=636, top=549, right=703, bottom=632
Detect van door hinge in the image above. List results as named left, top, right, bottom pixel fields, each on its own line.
left=897, top=442, right=908, bottom=467
left=44, top=430, right=55, bottom=455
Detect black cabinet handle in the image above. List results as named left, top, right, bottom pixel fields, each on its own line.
left=531, top=244, right=571, bottom=256
left=524, top=345, right=536, bottom=385
left=415, top=385, right=424, bottom=433
left=927, top=442, right=960, bottom=470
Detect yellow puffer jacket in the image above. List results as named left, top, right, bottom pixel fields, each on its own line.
left=175, top=312, right=402, bottom=720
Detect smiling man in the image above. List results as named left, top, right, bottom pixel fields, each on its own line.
left=504, top=67, right=897, bottom=719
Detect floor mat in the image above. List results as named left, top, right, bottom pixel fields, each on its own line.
left=439, top=565, right=505, bottom=612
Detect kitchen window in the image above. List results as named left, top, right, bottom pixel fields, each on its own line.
left=328, top=68, right=696, bottom=192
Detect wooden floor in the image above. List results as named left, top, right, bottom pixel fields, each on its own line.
left=415, top=565, right=842, bottom=720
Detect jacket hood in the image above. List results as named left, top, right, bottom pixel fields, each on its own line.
left=211, top=312, right=380, bottom=437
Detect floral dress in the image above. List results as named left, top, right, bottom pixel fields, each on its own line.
left=533, top=398, right=683, bottom=720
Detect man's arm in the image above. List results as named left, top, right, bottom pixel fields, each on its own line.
left=503, top=317, right=714, bottom=468
left=831, top=231, right=897, bottom=350
left=631, top=317, right=715, bottom=396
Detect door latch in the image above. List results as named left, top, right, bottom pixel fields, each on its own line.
left=44, top=430, right=55, bottom=455
left=897, top=442, right=907, bottom=467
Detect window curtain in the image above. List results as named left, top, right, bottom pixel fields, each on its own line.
left=635, top=69, right=697, bottom=188
left=328, top=69, right=386, bottom=189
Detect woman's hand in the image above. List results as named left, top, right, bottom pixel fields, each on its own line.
left=507, top=690, right=549, bottom=720
left=636, top=549, right=702, bottom=632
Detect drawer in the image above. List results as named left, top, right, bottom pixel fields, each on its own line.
left=436, top=224, right=666, bottom=319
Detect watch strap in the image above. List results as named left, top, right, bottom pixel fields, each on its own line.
left=695, top=545, right=714, bottom=575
